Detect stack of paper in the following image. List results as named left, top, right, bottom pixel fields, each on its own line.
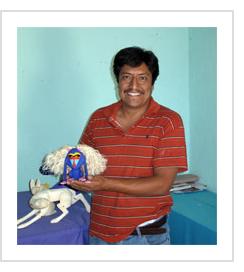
left=170, top=174, right=207, bottom=194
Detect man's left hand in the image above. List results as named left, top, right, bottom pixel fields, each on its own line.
left=67, top=176, right=106, bottom=192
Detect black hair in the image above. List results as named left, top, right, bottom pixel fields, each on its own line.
left=113, top=46, right=159, bottom=85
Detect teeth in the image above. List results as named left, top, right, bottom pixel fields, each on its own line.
left=127, top=92, right=140, bottom=96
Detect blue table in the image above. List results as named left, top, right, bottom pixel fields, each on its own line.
left=17, top=191, right=90, bottom=245
left=169, top=190, right=217, bottom=245
left=18, top=190, right=216, bottom=245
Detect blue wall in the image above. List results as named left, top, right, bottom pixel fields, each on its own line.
left=17, top=27, right=216, bottom=192
left=188, top=28, right=217, bottom=192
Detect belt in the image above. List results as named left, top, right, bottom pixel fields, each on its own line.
left=131, top=215, right=167, bottom=236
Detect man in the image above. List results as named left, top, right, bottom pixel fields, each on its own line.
left=68, top=46, right=188, bottom=245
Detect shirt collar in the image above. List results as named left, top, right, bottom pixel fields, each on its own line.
left=144, top=97, right=161, bottom=117
left=104, top=97, right=161, bottom=127
left=104, top=97, right=160, bottom=118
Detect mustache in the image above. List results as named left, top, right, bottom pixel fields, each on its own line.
left=124, top=88, right=144, bottom=93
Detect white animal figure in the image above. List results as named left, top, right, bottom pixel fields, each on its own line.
left=17, top=178, right=90, bottom=229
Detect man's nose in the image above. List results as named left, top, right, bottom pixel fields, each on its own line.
left=129, top=76, right=139, bottom=88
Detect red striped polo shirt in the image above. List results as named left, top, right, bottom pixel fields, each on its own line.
left=80, top=98, right=187, bottom=242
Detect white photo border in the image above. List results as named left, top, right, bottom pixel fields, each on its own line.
left=1, top=10, right=233, bottom=262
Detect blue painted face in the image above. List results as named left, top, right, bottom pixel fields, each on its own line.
left=67, top=149, right=81, bottom=168
left=62, top=148, right=88, bottom=182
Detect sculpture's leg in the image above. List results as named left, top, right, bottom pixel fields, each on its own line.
left=17, top=211, right=42, bottom=229
left=73, top=193, right=91, bottom=213
left=50, top=203, right=69, bottom=223
left=17, top=209, right=39, bottom=225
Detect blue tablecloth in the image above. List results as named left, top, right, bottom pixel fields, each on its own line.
left=169, top=190, right=217, bottom=245
left=18, top=190, right=216, bottom=245
left=17, top=191, right=90, bottom=245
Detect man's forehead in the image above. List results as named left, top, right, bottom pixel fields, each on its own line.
left=120, top=63, right=151, bottom=74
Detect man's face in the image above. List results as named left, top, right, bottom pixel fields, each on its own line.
left=118, top=63, right=153, bottom=110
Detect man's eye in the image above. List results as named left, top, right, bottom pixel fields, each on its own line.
left=138, top=75, right=147, bottom=81
left=121, top=75, right=131, bottom=81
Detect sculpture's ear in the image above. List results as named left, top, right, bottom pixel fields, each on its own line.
left=29, top=179, right=35, bottom=189
left=35, top=178, right=41, bottom=187
left=30, top=179, right=41, bottom=194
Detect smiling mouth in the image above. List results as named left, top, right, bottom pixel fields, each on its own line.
left=126, top=91, right=143, bottom=96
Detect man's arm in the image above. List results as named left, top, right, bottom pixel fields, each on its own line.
left=68, top=167, right=178, bottom=196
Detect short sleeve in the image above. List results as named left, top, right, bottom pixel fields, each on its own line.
left=79, top=115, right=95, bottom=148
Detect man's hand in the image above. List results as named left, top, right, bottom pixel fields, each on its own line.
left=66, top=167, right=178, bottom=196
left=67, top=176, right=107, bottom=192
